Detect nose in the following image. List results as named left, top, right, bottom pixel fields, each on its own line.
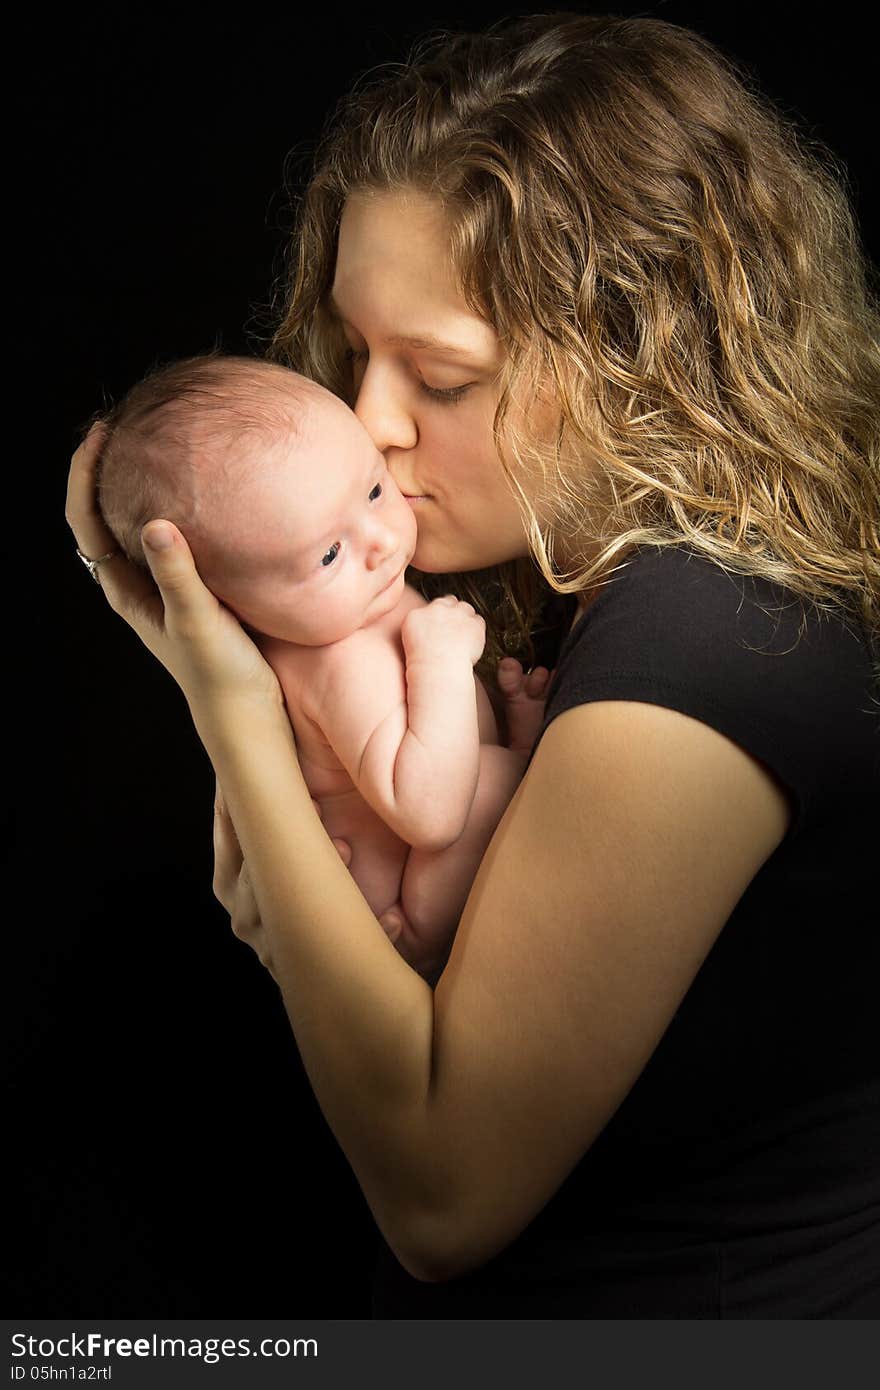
left=363, top=514, right=400, bottom=571
left=353, top=364, right=418, bottom=456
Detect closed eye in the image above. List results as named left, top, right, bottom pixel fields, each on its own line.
left=344, top=347, right=473, bottom=406
left=418, top=381, right=472, bottom=404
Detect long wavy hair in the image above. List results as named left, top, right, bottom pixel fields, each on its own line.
left=257, top=11, right=880, bottom=674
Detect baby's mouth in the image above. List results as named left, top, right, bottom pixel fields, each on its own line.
left=378, top=562, right=405, bottom=595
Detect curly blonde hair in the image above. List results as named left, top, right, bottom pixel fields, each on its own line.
left=256, top=11, right=880, bottom=674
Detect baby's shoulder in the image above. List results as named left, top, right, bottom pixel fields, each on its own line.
left=255, top=635, right=327, bottom=711
left=318, top=589, right=424, bottom=706
left=327, top=582, right=426, bottom=662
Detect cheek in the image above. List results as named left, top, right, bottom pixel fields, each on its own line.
left=447, top=459, right=504, bottom=512
left=423, top=406, right=488, bottom=460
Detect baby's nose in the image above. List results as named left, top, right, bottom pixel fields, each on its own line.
left=364, top=521, right=398, bottom=568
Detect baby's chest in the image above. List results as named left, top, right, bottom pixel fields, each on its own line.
left=266, top=634, right=407, bottom=791
left=276, top=661, right=351, bottom=789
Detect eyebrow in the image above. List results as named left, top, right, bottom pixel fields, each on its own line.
left=326, top=296, right=474, bottom=357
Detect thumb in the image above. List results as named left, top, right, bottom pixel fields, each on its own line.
left=141, top=520, right=216, bottom=625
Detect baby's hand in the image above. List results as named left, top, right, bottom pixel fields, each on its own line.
left=497, top=658, right=554, bottom=754
left=402, top=595, right=486, bottom=668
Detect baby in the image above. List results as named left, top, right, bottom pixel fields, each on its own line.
left=96, top=353, right=546, bottom=977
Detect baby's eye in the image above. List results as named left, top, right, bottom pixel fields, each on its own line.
left=368, top=483, right=383, bottom=502
left=321, top=542, right=341, bottom=567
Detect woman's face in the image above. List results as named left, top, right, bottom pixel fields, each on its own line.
left=331, top=190, right=532, bottom=574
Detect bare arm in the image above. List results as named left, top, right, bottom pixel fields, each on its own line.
left=202, top=692, right=790, bottom=1285
left=318, top=597, right=488, bottom=851
left=66, top=442, right=790, bottom=1290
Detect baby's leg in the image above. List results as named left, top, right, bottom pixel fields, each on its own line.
left=317, top=788, right=410, bottom=930
left=382, top=745, right=526, bottom=980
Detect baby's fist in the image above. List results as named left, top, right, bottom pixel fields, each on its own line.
left=403, top=595, right=486, bottom=667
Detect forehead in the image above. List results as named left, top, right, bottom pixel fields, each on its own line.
left=205, top=388, right=370, bottom=509
left=332, top=191, right=497, bottom=355
left=337, top=188, right=451, bottom=252
left=202, top=423, right=379, bottom=584
left=334, top=192, right=455, bottom=296
left=262, top=401, right=376, bottom=495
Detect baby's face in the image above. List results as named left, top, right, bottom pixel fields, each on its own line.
left=206, top=393, right=417, bottom=645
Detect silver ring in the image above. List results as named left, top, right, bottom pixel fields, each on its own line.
left=76, top=546, right=120, bottom=584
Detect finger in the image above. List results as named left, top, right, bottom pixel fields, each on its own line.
left=140, top=521, right=220, bottom=634
left=65, top=421, right=115, bottom=554
left=214, top=777, right=240, bottom=843
left=230, top=872, right=261, bottom=943
left=213, top=790, right=244, bottom=911
left=66, top=421, right=163, bottom=617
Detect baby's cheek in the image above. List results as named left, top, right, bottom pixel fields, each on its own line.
left=402, top=502, right=419, bottom=551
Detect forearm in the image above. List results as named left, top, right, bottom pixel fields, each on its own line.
left=191, top=692, right=447, bottom=1249
left=391, top=660, right=481, bottom=845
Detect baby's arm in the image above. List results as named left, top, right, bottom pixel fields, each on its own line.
left=316, top=597, right=487, bottom=852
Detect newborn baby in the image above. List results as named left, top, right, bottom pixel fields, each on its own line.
left=96, top=353, right=545, bottom=978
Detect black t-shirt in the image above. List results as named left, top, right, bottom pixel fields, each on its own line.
left=371, top=546, right=880, bottom=1318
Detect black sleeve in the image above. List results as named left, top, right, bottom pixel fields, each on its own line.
left=533, top=546, right=878, bottom=838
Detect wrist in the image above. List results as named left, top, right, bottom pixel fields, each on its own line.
left=405, top=648, right=477, bottom=677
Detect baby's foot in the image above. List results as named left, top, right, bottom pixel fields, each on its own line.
left=378, top=905, right=448, bottom=985
left=378, top=904, right=409, bottom=947
left=310, top=796, right=353, bottom=867
left=497, top=658, right=553, bottom=754
left=330, top=837, right=352, bottom=867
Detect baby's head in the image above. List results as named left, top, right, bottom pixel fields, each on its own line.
left=97, top=352, right=417, bottom=644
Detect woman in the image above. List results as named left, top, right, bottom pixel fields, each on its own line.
left=67, top=14, right=879, bottom=1316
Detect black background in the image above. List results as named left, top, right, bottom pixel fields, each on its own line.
left=17, top=3, right=877, bottom=1316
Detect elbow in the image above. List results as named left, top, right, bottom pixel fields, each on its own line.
left=400, top=1247, right=482, bottom=1285
left=389, top=1221, right=469, bottom=1286
left=387, top=1201, right=490, bottom=1286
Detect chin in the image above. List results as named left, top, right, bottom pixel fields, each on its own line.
left=410, top=549, right=496, bottom=576
left=409, top=543, right=462, bottom=574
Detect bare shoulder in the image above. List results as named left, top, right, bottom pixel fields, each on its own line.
left=296, top=602, right=417, bottom=748
left=257, top=634, right=336, bottom=722
left=318, top=583, right=426, bottom=683
left=414, top=699, right=791, bottom=1279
